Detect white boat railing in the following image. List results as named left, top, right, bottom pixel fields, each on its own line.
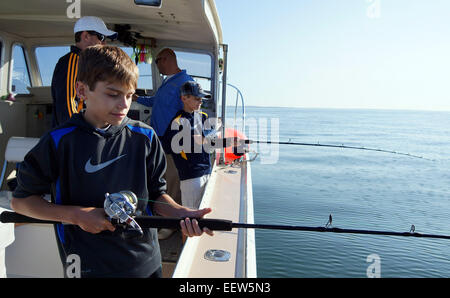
left=227, top=83, right=246, bottom=134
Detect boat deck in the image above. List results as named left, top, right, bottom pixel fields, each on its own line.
left=159, top=230, right=183, bottom=277
left=173, top=161, right=253, bottom=278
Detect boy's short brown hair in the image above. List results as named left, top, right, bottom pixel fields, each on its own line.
left=77, top=45, right=139, bottom=91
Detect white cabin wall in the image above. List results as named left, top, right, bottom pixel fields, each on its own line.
left=0, top=31, right=13, bottom=97
left=0, top=31, right=30, bottom=188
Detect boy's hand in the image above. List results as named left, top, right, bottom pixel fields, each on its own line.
left=179, top=208, right=214, bottom=237
left=74, top=207, right=116, bottom=234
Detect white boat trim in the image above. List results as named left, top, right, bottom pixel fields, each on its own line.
left=173, top=160, right=250, bottom=277
left=173, top=156, right=257, bottom=278
left=204, top=0, right=223, bottom=46
left=171, top=161, right=221, bottom=277
left=245, top=156, right=257, bottom=277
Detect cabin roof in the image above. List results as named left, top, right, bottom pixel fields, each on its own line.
left=0, top=0, right=222, bottom=48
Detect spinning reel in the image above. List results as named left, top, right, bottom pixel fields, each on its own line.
left=104, top=191, right=143, bottom=238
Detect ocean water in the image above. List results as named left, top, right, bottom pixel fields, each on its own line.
left=240, top=107, right=450, bottom=278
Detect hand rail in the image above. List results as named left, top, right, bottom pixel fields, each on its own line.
left=226, top=83, right=245, bottom=134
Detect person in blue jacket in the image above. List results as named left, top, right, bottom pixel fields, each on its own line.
left=137, top=48, right=193, bottom=239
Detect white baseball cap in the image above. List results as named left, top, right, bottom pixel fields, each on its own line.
left=74, top=16, right=118, bottom=39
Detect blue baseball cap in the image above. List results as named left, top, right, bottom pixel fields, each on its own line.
left=180, top=81, right=211, bottom=98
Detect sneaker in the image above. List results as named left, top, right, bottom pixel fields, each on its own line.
left=158, top=228, right=175, bottom=240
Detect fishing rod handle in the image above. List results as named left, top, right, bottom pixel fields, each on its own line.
left=0, top=211, right=234, bottom=231
left=136, top=216, right=233, bottom=231
left=0, top=211, right=59, bottom=224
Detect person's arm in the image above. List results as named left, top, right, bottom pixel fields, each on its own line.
left=136, top=96, right=155, bottom=107
left=11, top=133, right=114, bottom=234
left=202, top=135, right=244, bottom=154
left=200, top=115, right=243, bottom=149
left=152, top=193, right=213, bottom=237
left=51, top=53, right=80, bottom=126
left=10, top=195, right=114, bottom=234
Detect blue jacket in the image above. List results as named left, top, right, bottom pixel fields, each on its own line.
left=13, top=114, right=166, bottom=277
left=161, top=110, right=212, bottom=181
left=137, top=70, right=193, bottom=136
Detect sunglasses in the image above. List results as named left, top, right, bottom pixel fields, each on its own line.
left=87, top=31, right=105, bottom=42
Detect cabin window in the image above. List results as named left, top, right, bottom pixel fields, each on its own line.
left=175, top=51, right=212, bottom=92
left=35, top=46, right=70, bottom=86
left=134, top=0, right=162, bottom=7
left=11, top=44, right=32, bottom=94
left=122, top=47, right=153, bottom=90
left=36, top=46, right=152, bottom=90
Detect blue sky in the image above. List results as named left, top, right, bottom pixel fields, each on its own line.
left=215, top=0, right=450, bottom=111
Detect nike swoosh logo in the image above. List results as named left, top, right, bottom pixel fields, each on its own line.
left=84, top=154, right=126, bottom=173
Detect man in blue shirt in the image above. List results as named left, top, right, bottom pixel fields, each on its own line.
left=137, top=48, right=193, bottom=136
left=137, top=48, right=193, bottom=239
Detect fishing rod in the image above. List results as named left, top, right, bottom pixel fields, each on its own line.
left=244, top=139, right=433, bottom=161
left=1, top=211, right=449, bottom=240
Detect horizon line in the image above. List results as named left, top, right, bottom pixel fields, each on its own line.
left=222, top=105, right=450, bottom=113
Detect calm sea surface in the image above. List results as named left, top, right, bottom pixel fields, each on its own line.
left=240, top=107, right=450, bottom=277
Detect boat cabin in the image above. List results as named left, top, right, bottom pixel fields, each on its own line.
left=0, top=0, right=256, bottom=278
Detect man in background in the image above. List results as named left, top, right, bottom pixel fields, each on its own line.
left=51, top=16, right=117, bottom=127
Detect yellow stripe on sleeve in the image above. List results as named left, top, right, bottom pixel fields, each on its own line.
left=69, top=54, right=78, bottom=114
left=66, top=53, right=74, bottom=118
left=174, top=114, right=183, bottom=125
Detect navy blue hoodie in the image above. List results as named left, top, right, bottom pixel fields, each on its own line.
left=161, top=110, right=212, bottom=181
left=13, top=113, right=167, bottom=277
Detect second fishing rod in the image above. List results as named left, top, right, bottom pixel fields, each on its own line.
left=240, top=139, right=433, bottom=161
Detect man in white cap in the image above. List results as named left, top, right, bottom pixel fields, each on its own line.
left=51, top=16, right=117, bottom=127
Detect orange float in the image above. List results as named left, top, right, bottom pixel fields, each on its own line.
left=222, top=128, right=248, bottom=164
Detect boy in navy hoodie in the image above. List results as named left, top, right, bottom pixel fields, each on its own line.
left=11, top=45, right=213, bottom=278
